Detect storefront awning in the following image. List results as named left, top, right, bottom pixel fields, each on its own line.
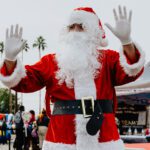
left=118, top=93, right=150, bottom=105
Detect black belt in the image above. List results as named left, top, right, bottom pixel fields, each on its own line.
left=52, top=98, right=113, bottom=136
left=53, top=99, right=113, bottom=116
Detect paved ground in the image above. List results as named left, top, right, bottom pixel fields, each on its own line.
left=0, top=144, right=13, bottom=150
left=0, top=141, right=14, bottom=150
left=0, top=134, right=15, bottom=150
left=0, top=134, right=34, bottom=150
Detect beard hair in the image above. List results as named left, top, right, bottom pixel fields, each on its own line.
left=55, top=31, right=102, bottom=88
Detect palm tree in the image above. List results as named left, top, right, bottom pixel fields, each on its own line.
left=33, top=36, right=47, bottom=59
left=22, top=41, right=29, bottom=61
left=0, top=41, right=4, bottom=59
left=33, top=36, right=47, bottom=113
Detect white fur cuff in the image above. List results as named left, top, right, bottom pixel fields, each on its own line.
left=42, top=139, right=125, bottom=150
left=119, top=42, right=145, bottom=76
left=0, top=57, right=26, bottom=88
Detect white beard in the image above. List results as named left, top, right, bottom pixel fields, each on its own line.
left=55, top=31, right=102, bottom=88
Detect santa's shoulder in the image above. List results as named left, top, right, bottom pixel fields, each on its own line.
left=97, top=49, right=119, bottom=58
left=34, top=53, right=57, bottom=67
left=41, top=53, right=56, bottom=59
left=39, top=53, right=56, bottom=62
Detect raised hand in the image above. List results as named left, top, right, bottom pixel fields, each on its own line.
left=105, top=6, right=132, bottom=45
left=5, top=24, right=26, bottom=61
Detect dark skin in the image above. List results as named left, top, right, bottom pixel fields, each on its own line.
left=4, top=23, right=138, bottom=72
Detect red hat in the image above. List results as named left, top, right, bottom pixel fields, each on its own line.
left=67, top=7, right=108, bottom=47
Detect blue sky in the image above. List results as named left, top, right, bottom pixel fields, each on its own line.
left=0, top=0, right=150, bottom=115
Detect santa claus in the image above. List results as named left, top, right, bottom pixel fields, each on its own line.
left=0, top=6, right=145, bottom=150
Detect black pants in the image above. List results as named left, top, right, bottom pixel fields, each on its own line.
left=24, top=130, right=39, bottom=150
left=15, top=128, right=25, bottom=150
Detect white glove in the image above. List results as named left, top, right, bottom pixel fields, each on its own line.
left=105, top=6, right=132, bottom=45
left=4, top=24, right=26, bottom=61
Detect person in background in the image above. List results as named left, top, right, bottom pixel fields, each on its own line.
left=31, top=121, right=39, bottom=150
left=25, top=110, right=37, bottom=150
left=37, top=109, right=49, bottom=150
left=145, top=128, right=150, bottom=142
left=7, top=113, right=14, bottom=128
left=14, top=105, right=25, bottom=150
left=28, top=110, right=36, bottom=125
left=1, top=116, right=7, bottom=144
left=6, top=113, right=14, bottom=134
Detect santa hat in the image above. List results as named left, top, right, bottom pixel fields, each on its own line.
left=67, top=7, right=108, bottom=47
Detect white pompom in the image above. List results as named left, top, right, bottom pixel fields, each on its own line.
left=100, top=38, right=108, bottom=47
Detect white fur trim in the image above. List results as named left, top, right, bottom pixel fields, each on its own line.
left=73, top=72, right=124, bottom=149
left=100, top=37, right=108, bottom=47
left=42, top=139, right=124, bottom=150
left=75, top=115, right=99, bottom=150
left=67, top=10, right=108, bottom=47
left=0, top=57, right=26, bottom=88
left=97, top=140, right=125, bottom=150
left=42, top=140, right=76, bottom=150
left=43, top=64, right=125, bottom=150
left=75, top=115, right=125, bottom=150
left=74, top=72, right=96, bottom=99
left=68, top=10, right=99, bottom=28
left=119, top=42, right=145, bottom=76
left=74, top=73, right=98, bottom=149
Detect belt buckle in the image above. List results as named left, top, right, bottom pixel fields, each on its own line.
left=81, top=96, right=94, bottom=118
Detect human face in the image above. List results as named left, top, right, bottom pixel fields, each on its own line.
left=68, top=23, right=84, bottom=32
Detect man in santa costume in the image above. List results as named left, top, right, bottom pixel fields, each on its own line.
left=0, top=6, right=145, bottom=150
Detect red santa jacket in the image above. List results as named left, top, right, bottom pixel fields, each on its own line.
left=0, top=47, right=145, bottom=150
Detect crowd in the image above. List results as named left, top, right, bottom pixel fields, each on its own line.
left=0, top=113, right=13, bottom=144
left=0, top=106, right=49, bottom=150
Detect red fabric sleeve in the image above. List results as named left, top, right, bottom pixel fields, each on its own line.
left=124, top=48, right=140, bottom=65
left=107, top=50, right=144, bottom=86
left=0, top=62, right=16, bottom=76
left=12, top=54, right=54, bottom=93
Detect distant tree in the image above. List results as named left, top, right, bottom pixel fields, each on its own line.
left=24, top=42, right=29, bottom=52
left=21, top=41, right=29, bottom=61
left=33, top=36, right=47, bottom=59
left=0, top=41, right=4, bottom=59
left=33, top=36, right=47, bottom=113
left=0, top=88, right=16, bottom=114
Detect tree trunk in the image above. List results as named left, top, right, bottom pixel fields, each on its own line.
left=39, top=91, right=41, bottom=113
left=21, top=93, right=23, bottom=105
left=9, top=89, right=12, bottom=113
left=39, top=49, right=42, bottom=113
left=39, top=49, right=41, bottom=60
left=15, top=92, right=18, bottom=113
